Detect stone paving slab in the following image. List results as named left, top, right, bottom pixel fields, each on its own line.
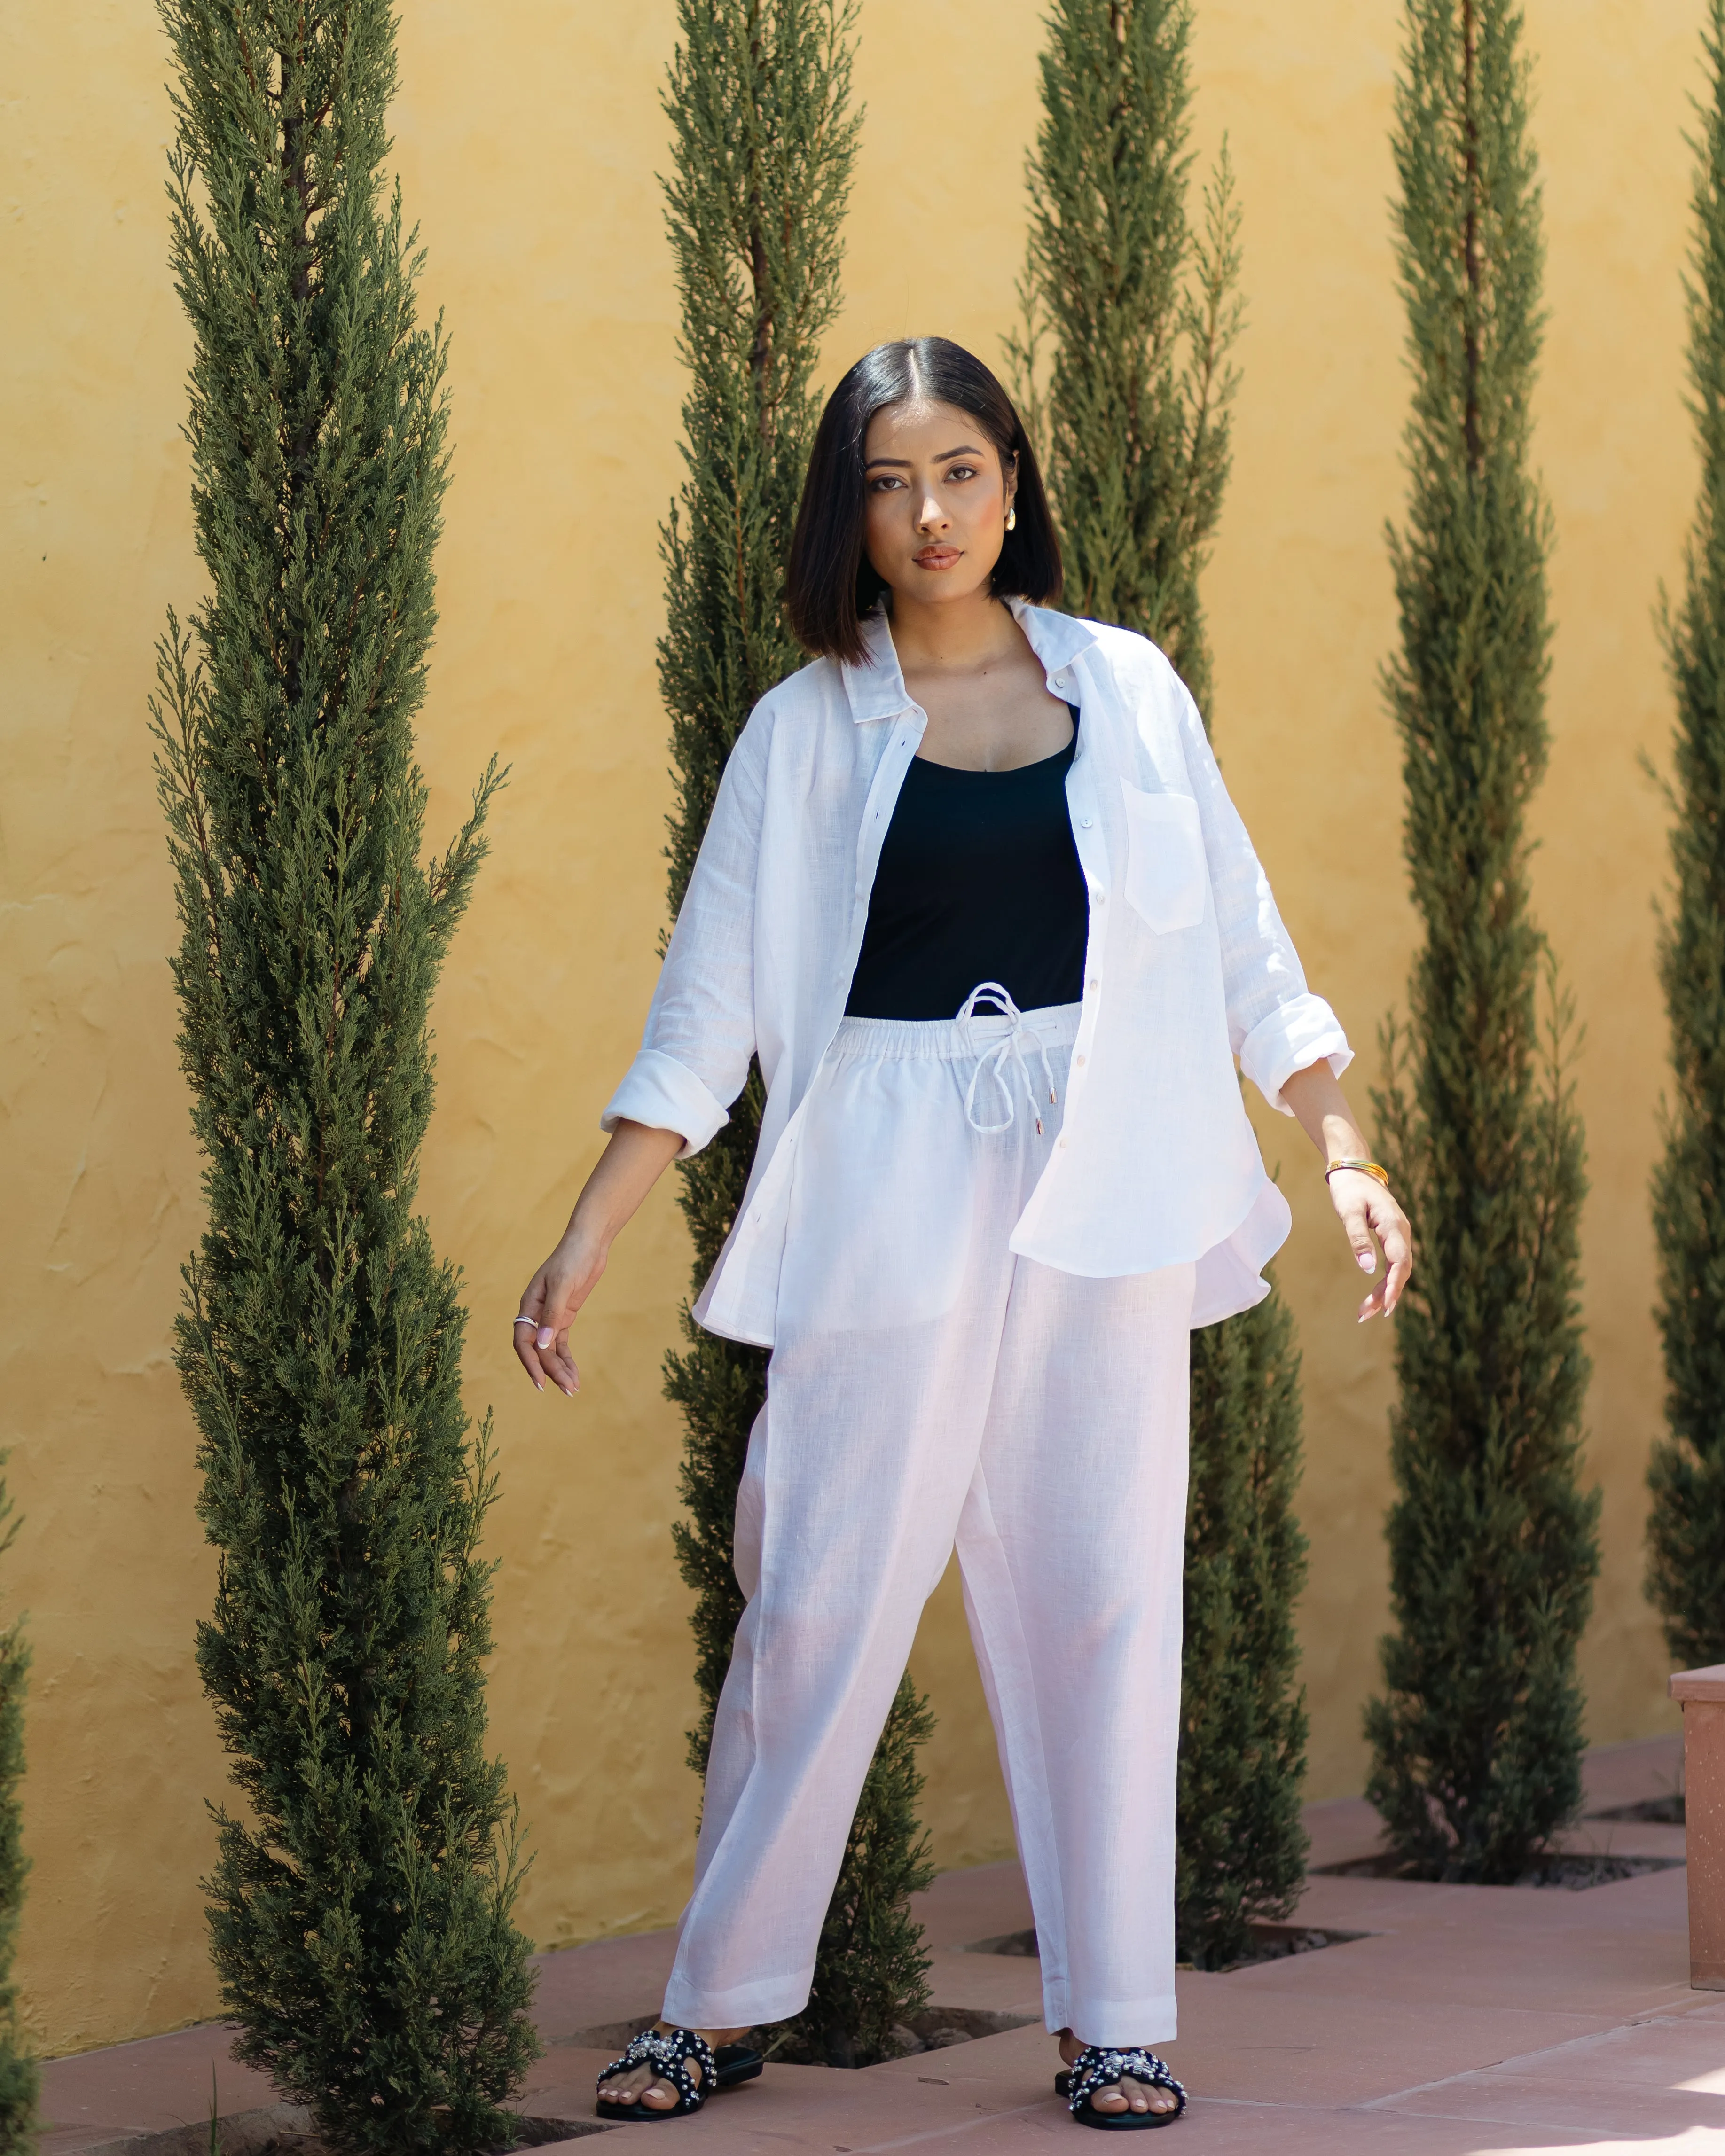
left=532, top=1928, right=682, bottom=2048
left=1581, top=1736, right=1685, bottom=1817
left=1159, top=1991, right=1625, bottom=2111
left=913, top=1864, right=1036, bottom=1954
left=39, top=2025, right=282, bottom=2153
left=39, top=1736, right=1720, bottom=2156
left=531, top=2029, right=1061, bottom=2149
left=913, top=1952, right=1041, bottom=2022
left=1356, top=2015, right=1725, bottom=2130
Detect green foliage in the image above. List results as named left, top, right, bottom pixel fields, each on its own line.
left=0, top=1475, right=37, bottom=2156
left=656, top=0, right=931, bottom=2064
left=1650, top=0, right=1725, bottom=1675
left=149, top=4, right=537, bottom=2147
left=794, top=1683, right=935, bottom=2069
left=1366, top=0, right=1599, bottom=1883
left=1016, top=0, right=1308, bottom=1967
left=1008, top=0, right=1242, bottom=713
left=1179, top=1287, right=1309, bottom=1969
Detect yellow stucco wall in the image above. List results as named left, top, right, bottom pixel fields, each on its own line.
left=0, top=0, right=1697, bottom=2058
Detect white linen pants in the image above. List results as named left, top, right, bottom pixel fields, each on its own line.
left=662, top=999, right=1195, bottom=2047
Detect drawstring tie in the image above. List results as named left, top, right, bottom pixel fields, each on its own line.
left=957, top=983, right=1059, bottom=1137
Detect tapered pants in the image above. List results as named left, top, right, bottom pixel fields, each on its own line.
left=662, top=1000, right=1195, bottom=2046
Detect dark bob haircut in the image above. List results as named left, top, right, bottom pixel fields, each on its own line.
left=784, top=336, right=1062, bottom=666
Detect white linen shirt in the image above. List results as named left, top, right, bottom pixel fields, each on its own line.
left=602, top=600, right=1351, bottom=1343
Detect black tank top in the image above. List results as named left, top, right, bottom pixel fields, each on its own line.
left=844, top=709, right=1090, bottom=1021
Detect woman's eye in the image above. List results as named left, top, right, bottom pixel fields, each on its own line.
left=869, top=475, right=904, bottom=492
left=947, top=465, right=978, bottom=482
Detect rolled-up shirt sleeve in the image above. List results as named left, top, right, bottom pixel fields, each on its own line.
left=600, top=714, right=766, bottom=1157
left=1176, top=684, right=1352, bottom=1114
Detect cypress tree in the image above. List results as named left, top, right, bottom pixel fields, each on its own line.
left=0, top=1472, right=36, bottom=2156
left=1178, top=1305, right=1309, bottom=1969
left=1013, top=0, right=1309, bottom=1973
left=148, top=4, right=538, bottom=2146
left=1649, top=0, right=1725, bottom=1676
left=656, top=0, right=935, bottom=2065
left=1008, top=0, right=1239, bottom=715
left=1365, top=0, right=1599, bottom=1883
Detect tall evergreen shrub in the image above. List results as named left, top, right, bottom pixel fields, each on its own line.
left=0, top=1471, right=36, bottom=2155
left=1366, top=0, right=1599, bottom=1883
left=657, top=0, right=935, bottom=2066
left=149, top=4, right=537, bottom=2146
left=1649, top=0, right=1725, bottom=1675
left=1012, top=0, right=1309, bottom=1973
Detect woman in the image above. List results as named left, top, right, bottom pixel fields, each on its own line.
left=516, top=337, right=1411, bottom=2131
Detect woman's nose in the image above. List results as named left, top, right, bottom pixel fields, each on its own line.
left=916, top=492, right=947, bottom=530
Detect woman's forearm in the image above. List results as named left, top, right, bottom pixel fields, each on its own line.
left=1280, top=1058, right=1372, bottom=1165
left=565, top=1118, right=688, bottom=1258
left=514, top=1118, right=685, bottom=1393
left=1281, top=1057, right=1413, bottom=1318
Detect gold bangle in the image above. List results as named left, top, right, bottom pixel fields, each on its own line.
left=1325, top=1157, right=1390, bottom=1187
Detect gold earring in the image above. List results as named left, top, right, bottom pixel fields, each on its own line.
left=1006, top=507, right=1017, bottom=531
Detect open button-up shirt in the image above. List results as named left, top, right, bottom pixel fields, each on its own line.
left=602, top=601, right=1351, bottom=1343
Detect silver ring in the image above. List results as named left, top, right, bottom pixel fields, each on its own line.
left=513, top=1315, right=541, bottom=1327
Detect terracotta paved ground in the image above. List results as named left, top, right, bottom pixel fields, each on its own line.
left=41, top=1737, right=1725, bottom=2156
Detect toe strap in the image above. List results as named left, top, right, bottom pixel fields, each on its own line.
left=1066, top=2045, right=1186, bottom=2119
left=596, top=2026, right=718, bottom=2113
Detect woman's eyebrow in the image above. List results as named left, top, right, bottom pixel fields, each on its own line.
left=864, top=445, right=985, bottom=469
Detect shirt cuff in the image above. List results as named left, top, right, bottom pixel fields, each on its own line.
left=600, top=1049, right=729, bottom=1158
left=1239, top=995, right=1354, bottom=1115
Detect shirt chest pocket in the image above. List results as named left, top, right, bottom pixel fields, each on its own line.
left=1118, top=781, right=1208, bottom=932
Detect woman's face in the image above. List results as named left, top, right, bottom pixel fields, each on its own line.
left=862, top=398, right=1017, bottom=611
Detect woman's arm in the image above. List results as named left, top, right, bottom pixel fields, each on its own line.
left=1171, top=681, right=1354, bottom=1107
left=1281, top=1058, right=1414, bottom=1322
left=513, top=1118, right=686, bottom=1395
left=523, top=710, right=774, bottom=1396
left=600, top=710, right=770, bottom=1156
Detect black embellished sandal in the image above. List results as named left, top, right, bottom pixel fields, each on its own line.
left=1056, top=2045, right=1186, bottom=2130
left=594, top=2025, right=763, bottom=2122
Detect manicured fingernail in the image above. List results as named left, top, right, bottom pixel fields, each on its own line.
left=1358, top=1253, right=1375, bottom=1271
left=534, top=1380, right=544, bottom=1391
left=536, top=1328, right=553, bottom=1348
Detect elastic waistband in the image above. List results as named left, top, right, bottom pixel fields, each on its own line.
left=831, top=1000, right=1082, bottom=1062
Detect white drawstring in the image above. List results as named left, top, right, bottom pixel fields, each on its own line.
left=957, top=983, right=1059, bottom=1137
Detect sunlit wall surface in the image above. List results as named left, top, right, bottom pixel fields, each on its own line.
left=0, top=0, right=1693, bottom=2054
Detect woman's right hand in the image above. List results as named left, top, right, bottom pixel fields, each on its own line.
left=511, top=1117, right=687, bottom=1398
left=514, top=1232, right=607, bottom=1396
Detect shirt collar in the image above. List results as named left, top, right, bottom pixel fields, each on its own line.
left=839, top=598, right=1101, bottom=723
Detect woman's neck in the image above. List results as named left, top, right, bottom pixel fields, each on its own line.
left=885, top=589, right=1021, bottom=680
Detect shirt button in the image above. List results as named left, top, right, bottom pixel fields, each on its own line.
left=1075, top=1054, right=1086, bottom=1067
left=1079, top=815, right=1094, bottom=829
left=1093, top=891, right=1106, bottom=905
left=1058, top=1136, right=1069, bottom=1149
left=1088, top=976, right=1100, bottom=989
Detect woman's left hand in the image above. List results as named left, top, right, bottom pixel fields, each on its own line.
left=1327, top=1168, right=1412, bottom=1321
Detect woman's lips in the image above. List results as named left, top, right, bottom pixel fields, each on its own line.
left=912, top=547, right=961, bottom=569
